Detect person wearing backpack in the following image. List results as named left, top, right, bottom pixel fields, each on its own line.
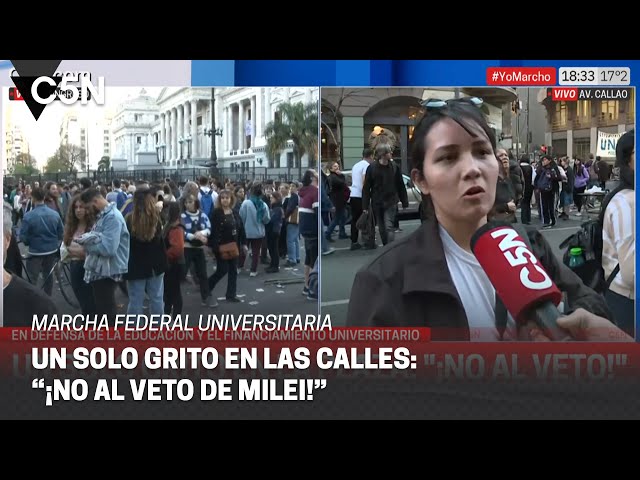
left=197, top=176, right=217, bottom=218
left=572, top=158, right=590, bottom=216
left=533, top=155, right=558, bottom=228
left=602, top=129, right=634, bottom=336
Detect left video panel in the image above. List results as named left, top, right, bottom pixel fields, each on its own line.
left=2, top=86, right=320, bottom=325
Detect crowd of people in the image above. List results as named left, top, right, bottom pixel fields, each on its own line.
left=3, top=172, right=321, bottom=326
left=344, top=97, right=634, bottom=342
left=489, top=149, right=615, bottom=228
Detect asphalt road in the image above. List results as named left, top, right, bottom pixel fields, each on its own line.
left=321, top=210, right=588, bottom=326
left=18, top=247, right=318, bottom=322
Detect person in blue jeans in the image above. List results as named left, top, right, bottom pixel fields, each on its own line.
left=68, top=188, right=130, bottom=322
left=19, top=187, right=64, bottom=296
left=63, top=193, right=97, bottom=314
left=285, top=182, right=301, bottom=265
left=325, top=161, right=349, bottom=241
left=123, top=187, right=167, bottom=316
left=320, top=175, right=335, bottom=256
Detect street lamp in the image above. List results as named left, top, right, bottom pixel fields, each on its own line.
left=185, top=134, right=192, bottom=164
left=203, top=87, right=223, bottom=176
left=178, top=136, right=185, bottom=165
left=156, top=143, right=166, bottom=164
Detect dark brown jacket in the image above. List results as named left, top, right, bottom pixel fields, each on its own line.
left=346, top=215, right=612, bottom=340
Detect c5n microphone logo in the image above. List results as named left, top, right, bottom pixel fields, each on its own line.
left=9, top=60, right=63, bottom=121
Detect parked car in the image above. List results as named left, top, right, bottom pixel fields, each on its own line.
left=340, top=169, right=422, bottom=221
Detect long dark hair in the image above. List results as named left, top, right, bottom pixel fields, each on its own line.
left=63, top=193, right=94, bottom=246
left=130, top=189, right=160, bottom=242
left=616, top=129, right=634, bottom=189
left=162, top=201, right=182, bottom=238
left=410, top=98, right=496, bottom=221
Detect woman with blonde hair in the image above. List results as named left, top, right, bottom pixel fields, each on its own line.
left=63, top=193, right=97, bottom=314
left=207, top=190, right=241, bottom=304
left=124, top=188, right=167, bottom=315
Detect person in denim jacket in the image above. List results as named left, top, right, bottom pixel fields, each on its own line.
left=19, top=187, right=64, bottom=296
left=67, top=188, right=129, bottom=321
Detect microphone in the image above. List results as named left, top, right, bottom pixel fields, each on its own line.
left=470, top=221, right=569, bottom=341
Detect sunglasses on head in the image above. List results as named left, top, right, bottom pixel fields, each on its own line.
left=420, top=97, right=484, bottom=109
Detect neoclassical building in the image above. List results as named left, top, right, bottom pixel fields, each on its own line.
left=153, top=87, right=319, bottom=170
left=111, top=89, right=160, bottom=170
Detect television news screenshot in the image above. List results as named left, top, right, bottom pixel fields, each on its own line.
left=0, top=60, right=638, bottom=419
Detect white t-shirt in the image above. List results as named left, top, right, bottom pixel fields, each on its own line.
left=602, top=188, right=635, bottom=299
left=198, top=186, right=218, bottom=206
left=350, top=159, right=370, bottom=198
left=440, top=225, right=517, bottom=341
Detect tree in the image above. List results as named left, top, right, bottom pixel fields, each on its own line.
left=10, top=153, right=39, bottom=175
left=44, top=144, right=86, bottom=173
left=13, top=163, right=40, bottom=176
left=98, top=156, right=110, bottom=172
left=321, top=88, right=370, bottom=167
left=264, top=102, right=318, bottom=175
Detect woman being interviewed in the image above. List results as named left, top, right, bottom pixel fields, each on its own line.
left=63, top=193, right=97, bottom=314
left=207, top=190, right=242, bottom=305
left=346, top=97, right=611, bottom=341
left=124, top=188, right=167, bottom=316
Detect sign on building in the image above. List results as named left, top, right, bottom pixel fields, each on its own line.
left=596, top=131, right=623, bottom=158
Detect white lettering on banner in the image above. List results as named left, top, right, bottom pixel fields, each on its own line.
left=596, top=131, right=624, bottom=158
left=498, top=71, right=552, bottom=83
left=491, top=228, right=552, bottom=290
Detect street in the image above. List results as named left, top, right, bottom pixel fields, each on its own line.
left=321, top=211, right=586, bottom=325
left=25, top=249, right=318, bottom=323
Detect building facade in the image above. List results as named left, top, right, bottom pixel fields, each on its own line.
left=111, top=89, right=160, bottom=171
left=152, top=87, right=319, bottom=171
left=510, top=87, right=547, bottom=157
left=4, top=127, right=29, bottom=174
left=321, top=87, right=518, bottom=173
left=538, top=87, right=635, bottom=160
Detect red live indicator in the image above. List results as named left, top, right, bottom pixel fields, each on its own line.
left=8, top=87, right=24, bottom=101
left=551, top=88, right=579, bottom=101
left=486, top=67, right=556, bottom=86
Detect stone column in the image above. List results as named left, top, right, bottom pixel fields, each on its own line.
left=238, top=101, right=245, bottom=151
left=216, top=92, right=223, bottom=160
left=264, top=89, right=271, bottom=130
left=183, top=102, right=189, bottom=160
left=255, top=89, right=262, bottom=140
left=227, top=105, right=233, bottom=151
left=166, top=110, right=172, bottom=165
left=250, top=95, right=256, bottom=149
left=172, top=107, right=178, bottom=163
left=190, top=100, right=198, bottom=158
left=160, top=113, right=165, bottom=147
left=177, top=105, right=184, bottom=161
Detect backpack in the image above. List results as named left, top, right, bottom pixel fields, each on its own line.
left=535, top=168, right=555, bottom=192
left=120, top=197, right=134, bottom=217
left=116, top=190, right=127, bottom=210
left=558, top=184, right=625, bottom=293
left=199, top=188, right=214, bottom=217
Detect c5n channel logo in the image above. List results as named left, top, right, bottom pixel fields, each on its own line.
left=7, top=60, right=105, bottom=121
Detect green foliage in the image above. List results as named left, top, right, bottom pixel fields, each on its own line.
left=264, top=102, right=318, bottom=168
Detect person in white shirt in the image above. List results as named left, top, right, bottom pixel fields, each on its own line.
left=349, top=148, right=374, bottom=250
left=602, top=128, right=635, bottom=337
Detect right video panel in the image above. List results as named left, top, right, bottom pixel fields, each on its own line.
left=320, top=86, right=635, bottom=340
